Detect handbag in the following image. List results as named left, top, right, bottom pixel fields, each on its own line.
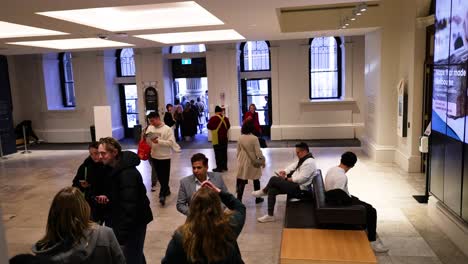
left=240, top=142, right=265, bottom=168
left=137, top=139, right=151, bottom=161
left=137, top=126, right=151, bottom=160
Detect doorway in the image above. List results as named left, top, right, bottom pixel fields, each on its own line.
left=119, top=84, right=139, bottom=138
left=241, top=78, right=272, bottom=137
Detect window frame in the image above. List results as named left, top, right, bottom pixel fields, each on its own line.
left=169, top=44, right=206, bottom=54
left=58, top=52, right=76, bottom=107
left=240, top=41, right=271, bottom=72
left=308, top=36, right=343, bottom=100
left=116, top=48, right=136, bottom=77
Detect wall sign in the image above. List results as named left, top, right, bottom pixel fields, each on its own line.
left=397, top=79, right=408, bottom=137
left=144, top=86, right=158, bottom=112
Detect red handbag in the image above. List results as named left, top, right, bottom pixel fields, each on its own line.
left=137, top=139, right=151, bottom=161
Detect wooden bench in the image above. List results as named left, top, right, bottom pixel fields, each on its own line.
left=280, top=228, right=376, bottom=264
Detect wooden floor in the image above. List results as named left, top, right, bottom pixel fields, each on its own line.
left=280, top=228, right=377, bottom=264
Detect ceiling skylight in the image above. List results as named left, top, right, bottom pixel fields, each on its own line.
left=135, top=29, right=245, bottom=44
left=0, top=21, right=67, bottom=39
left=7, top=38, right=133, bottom=50
left=36, top=1, right=224, bottom=32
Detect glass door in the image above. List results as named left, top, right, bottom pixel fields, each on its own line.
left=241, top=78, right=271, bottom=137
left=120, top=84, right=139, bottom=138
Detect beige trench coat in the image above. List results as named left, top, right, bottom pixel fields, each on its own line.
left=236, top=134, right=265, bottom=180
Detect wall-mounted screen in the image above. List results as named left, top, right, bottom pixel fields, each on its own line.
left=434, top=0, right=452, bottom=64
left=433, top=0, right=468, bottom=142
left=449, top=0, right=468, bottom=64
left=432, top=66, right=449, bottom=134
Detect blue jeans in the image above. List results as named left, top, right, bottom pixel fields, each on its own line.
left=122, top=224, right=147, bottom=264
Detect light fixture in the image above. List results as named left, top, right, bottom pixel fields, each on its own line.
left=135, top=29, right=245, bottom=44
left=350, top=16, right=356, bottom=21
left=354, top=8, right=362, bottom=16
left=0, top=21, right=67, bottom=39
left=359, top=3, right=368, bottom=12
left=7, top=38, right=133, bottom=50
left=36, top=1, right=224, bottom=32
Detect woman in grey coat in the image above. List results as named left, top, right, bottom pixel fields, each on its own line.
left=32, top=187, right=125, bottom=264
left=236, top=120, right=265, bottom=203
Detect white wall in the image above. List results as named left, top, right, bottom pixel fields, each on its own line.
left=362, top=0, right=430, bottom=169
left=270, top=37, right=365, bottom=140
left=103, top=50, right=124, bottom=140
left=8, top=51, right=125, bottom=142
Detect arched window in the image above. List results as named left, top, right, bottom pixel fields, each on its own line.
left=240, top=41, right=270, bottom=71
left=170, top=44, right=206, bottom=53
left=59, top=52, right=76, bottom=107
left=117, top=48, right=135, bottom=76
left=309, top=37, right=342, bottom=99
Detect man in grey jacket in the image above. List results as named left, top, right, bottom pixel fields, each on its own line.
left=177, top=153, right=228, bottom=215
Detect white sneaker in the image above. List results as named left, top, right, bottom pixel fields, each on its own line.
left=370, top=239, right=389, bottom=253
left=257, top=214, right=275, bottom=223
left=252, top=190, right=267, bottom=197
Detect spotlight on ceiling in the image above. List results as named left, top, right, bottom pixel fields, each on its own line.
left=359, top=3, right=368, bottom=12
left=350, top=16, right=356, bottom=21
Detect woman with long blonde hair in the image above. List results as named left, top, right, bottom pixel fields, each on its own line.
left=162, top=181, right=246, bottom=263
left=32, top=187, right=125, bottom=264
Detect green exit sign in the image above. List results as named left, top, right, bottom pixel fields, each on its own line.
left=181, top=58, right=192, bottom=65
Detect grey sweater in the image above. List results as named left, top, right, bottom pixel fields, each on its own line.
left=32, top=225, right=125, bottom=264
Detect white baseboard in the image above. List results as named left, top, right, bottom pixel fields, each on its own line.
left=270, top=124, right=357, bottom=140
left=37, top=128, right=90, bottom=143
left=394, top=148, right=421, bottom=172
left=361, top=137, right=395, bottom=163
left=428, top=197, right=468, bottom=258
left=37, top=126, right=125, bottom=143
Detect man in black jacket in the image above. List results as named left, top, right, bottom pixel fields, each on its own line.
left=98, top=137, right=153, bottom=264
left=72, top=142, right=111, bottom=224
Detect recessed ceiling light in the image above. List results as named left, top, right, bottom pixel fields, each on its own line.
left=7, top=38, right=133, bottom=50
left=0, top=21, right=67, bottom=39
left=135, top=29, right=245, bottom=44
left=350, top=17, right=356, bottom=21
left=36, top=1, right=224, bottom=32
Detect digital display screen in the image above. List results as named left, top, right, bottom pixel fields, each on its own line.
left=432, top=0, right=468, bottom=142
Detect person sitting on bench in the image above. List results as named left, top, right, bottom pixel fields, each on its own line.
left=324, top=151, right=389, bottom=253
left=252, top=142, right=317, bottom=223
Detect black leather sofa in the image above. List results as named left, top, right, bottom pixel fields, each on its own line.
left=284, top=169, right=367, bottom=229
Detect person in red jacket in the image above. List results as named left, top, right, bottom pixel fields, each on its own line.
left=243, top=104, right=262, bottom=136
left=207, top=105, right=231, bottom=172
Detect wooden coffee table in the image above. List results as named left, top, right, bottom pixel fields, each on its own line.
left=280, top=228, right=377, bottom=264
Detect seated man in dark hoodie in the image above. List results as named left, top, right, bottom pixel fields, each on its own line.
left=72, top=142, right=111, bottom=224
left=98, top=137, right=153, bottom=264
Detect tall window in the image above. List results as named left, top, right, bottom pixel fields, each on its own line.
left=117, top=48, right=136, bottom=76
left=240, top=41, right=270, bottom=71
left=59, top=52, right=76, bottom=107
left=170, top=44, right=206, bottom=53
left=309, top=37, right=342, bottom=99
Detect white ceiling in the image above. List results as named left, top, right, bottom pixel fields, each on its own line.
left=0, top=0, right=378, bottom=55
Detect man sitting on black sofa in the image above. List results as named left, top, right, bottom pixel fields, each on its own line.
left=325, top=151, right=389, bottom=253
left=253, top=142, right=317, bottom=223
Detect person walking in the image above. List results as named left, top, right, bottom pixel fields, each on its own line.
left=207, top=105, right=231, bottom=172
left=236, top=120, right=265, bottom=204
left=146, top=111, right=177, bottom=206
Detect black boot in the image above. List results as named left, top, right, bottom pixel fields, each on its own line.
left=236, top=179, right=247, bottom=202
left=254, top=180, right=264, bottom=204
